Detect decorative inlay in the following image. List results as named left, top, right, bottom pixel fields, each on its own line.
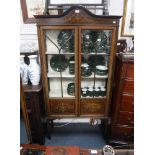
left=82, top=103, right=103, bottom=112
left=52, top=102, right=74, bottom=113
left=67, top=12, right=85, bottom=23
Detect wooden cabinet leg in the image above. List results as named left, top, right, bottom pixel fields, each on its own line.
left=46, top=119, right=53, bottom=140
left=101, top=117, right=111, bottom=143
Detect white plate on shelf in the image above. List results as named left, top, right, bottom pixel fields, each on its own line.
left=96, top=65, right=107, bottom=71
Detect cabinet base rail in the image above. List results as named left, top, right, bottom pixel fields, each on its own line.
left=45, top=117, right=110, bottom=142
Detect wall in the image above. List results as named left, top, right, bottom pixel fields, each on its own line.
left=20, top=10, right=38, bottom=51
left=109, top=0, right=133, bottom=48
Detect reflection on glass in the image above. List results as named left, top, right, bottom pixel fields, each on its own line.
left=57, top=30, right=74, bottom=53
left=44, top=29, right=75, bottom=98
left=81, top=29, right=112, bottom=98
left=45, top=30, right=74, bottom=54
left=82, top=30, right=112, bottom=54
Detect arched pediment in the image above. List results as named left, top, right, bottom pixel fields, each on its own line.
left=34, top=6, right=121, bottom=26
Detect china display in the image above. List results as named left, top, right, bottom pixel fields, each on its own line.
left=20, top=55, right=28, bottom=85
left=28, top=55, right=41, bottom=85
left=35, top=6, right=121, bottom=118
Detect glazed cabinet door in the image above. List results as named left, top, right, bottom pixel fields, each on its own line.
left=79, top=27, right=116, bottom=116
left=39, top=26, right=78, bottom=116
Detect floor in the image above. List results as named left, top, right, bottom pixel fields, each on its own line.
left=20, top=119, right=106, bottom=149
left=45, top=122, right=106, bottom=149
left=20, top=118, right=28, bottom=144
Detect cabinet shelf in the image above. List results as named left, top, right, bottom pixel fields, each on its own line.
left=47, top=71, right=75, bottom=78
left=49, top=91, right=106, bottom=99
left=49, top=90, right=75, bottom=98
left=46, top=51, right=74, bottom=55
left=45, top=51, right=109, bottom=56
left=81, top=52, right=110, bottom=56
left=81, top=73, right=108, bottom=79
left=81, top=96, right=106, bottom=99
left=47, top=72, right=108, bottom=78
left=47, top=72, right=75, bottom=78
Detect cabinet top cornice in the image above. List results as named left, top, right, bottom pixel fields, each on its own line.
left=34, top=6, right=121, bottom=26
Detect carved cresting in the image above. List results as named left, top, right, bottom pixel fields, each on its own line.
left=34, top=6, right=121, bottom=26
left=62, top=7, right=118, bottom=25
left=67, top=9, right=85, bottom=23
left=63, top=8, right=96, bottom=24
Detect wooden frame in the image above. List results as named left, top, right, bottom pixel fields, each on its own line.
left=39, top=26, right=116, bottom=118
left=20, top=0, right=44, bottom=23
left=39, top=26, right=78, bottom=116
left=78, top=26, right=117, bottom=117
left=121, top=0, right=134, bottom=37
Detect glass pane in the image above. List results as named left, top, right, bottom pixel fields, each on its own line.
left=81, top=29, right=112, bottom=98
left=82, top=30, right=112, bottom=54
left=44, top=29, right=76, bottom=98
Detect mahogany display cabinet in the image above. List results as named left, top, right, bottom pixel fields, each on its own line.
left=34, top=6, right=121, bottom=129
